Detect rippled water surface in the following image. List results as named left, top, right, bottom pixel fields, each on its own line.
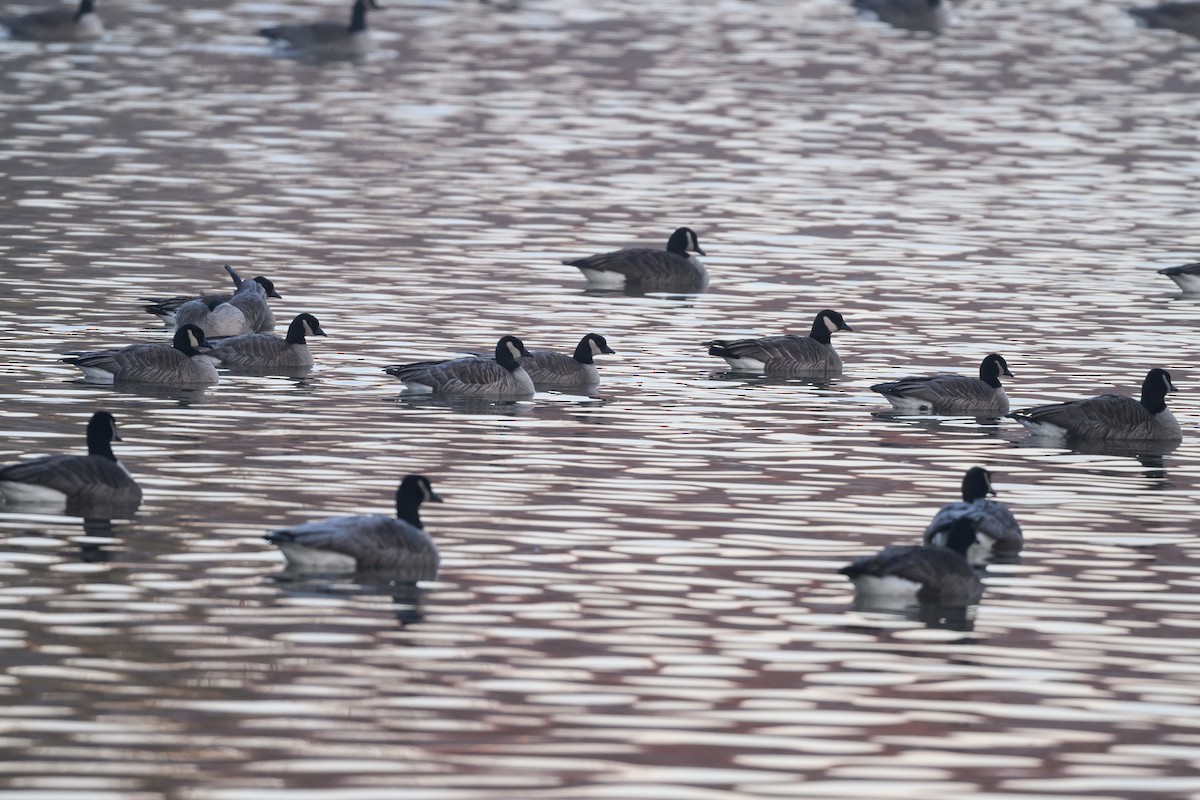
left=3, top=0, right=1200, bottom=796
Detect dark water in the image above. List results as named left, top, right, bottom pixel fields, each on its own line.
left=2, top=0, right=1200, bottom=797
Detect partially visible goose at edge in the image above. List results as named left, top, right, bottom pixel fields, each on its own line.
left=0, top=411, right=141, bottom=513
left=259, top=0, right=381, bottom=56
left=562, top=226, right=708, bottom=292
left=173, top=266, right=274, bottom=338
left=852, top=0, right=949, bottom=34
left=1127, top=2, right=1200, bottom=38
left=208, top=313, right=326, bottom=370
left=266, top=474, right=442, bottom=575
left=871, top=353, right=1014, bottom=414
left=1157, top=261, right=1200, bottom=293
left=923, top=467, right=1022, bottom=565
left=708, top=309, right=853, bottom=374
left=1008, top=368, right=1182, bottom=441
left=384, top=335, right=535, bottom=399
left=141, top=265, right=282, bottom=330
left=1, top=0, right=102, bottom=41
left=840, top=517, right=984, bottom=606
left=63, top=324, right=219, bottom=386
left=522, top=332, right=615, bottom=390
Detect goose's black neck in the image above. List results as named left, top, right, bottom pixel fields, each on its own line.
left=1141, top=370, right=1172, bottom=415
left=943, top=518, right=976, bottom=557
left=86, top=413, right=117, bottom=462
left=76, top=0, right=94, bottom=20
left=285, top=317, right=308, bottom=345
left=348, top=0, right=368, bottom=34
left=808, top=315, right=834, bottom=344
left=979, top=357, right=1004, bottom=389
left=572, top=337, right=595, bottom=364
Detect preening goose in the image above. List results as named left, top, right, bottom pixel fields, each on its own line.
left=562, top=227, right=708, bottom=291
left=852, top=0, right=949, bottom=34
left=63, top=324, right=219, bottom=386
left=266, top=475, right=442, bottom=574
left=259, top=0, right=381, bottom=56
left=1127, top=2, right=1200, bottom=38
left=708, top=309, right=853, bottom=374
left=1157, top=262, right=1200, bottom=293
left=522, top=333, right=615, bottom=390
left=923, top=467, right=1022, bottom=565
left=0, top=411, right=141, bottom=512
left=1008, top=368, right=1181, bottom=441
left=384, top=335, right=536, bottom=399
left=208, top=313, right=326, bottom=369
left=141, top=266, right=281, bottom=330
left=173, top=266, right=273, bottom=338
left=1, top=0, right=102, bottom=41
left=871, top=353, right=1014, bottom=414
left=840, top=517, right=984, bottom=605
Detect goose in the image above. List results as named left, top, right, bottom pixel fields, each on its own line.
left=1157, top=262, right=1200, bottom=293
left=0, top=411, right=141, bottom=512
left=1127, top=2, right=1200, bottom=38
left=1, top=0, right=102, bottom=41
left=707, top=309, right=853, bottom=374
left=208, top=313, right=326, bottom=369
left=923, top=467, right=1022, bottom=565
left=839, top=517, right=984, bottom=605
left=852, top=0, right=949, bottom=34
left=562, top=227, right=708, bottom=291
left=384, top=335, right=536, bottom=399
left=259, top=0, right=381, bottom=56
left=522, top=333, right=615, bottom=390
left=173, top=267, right=273, bottom=338
left=1008, top=368, right=1181, bottom=441
left=141, top=267, right=282, bottom=330
left=871, top=354, right=1014, bottom=414
left=62, top=324, right=219, bottom=386
left=265, top=474, right=441, bottom=574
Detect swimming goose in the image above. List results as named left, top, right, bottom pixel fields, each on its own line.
left=208, top=313, right=326, bottom=369
left=1127, top=2, right=1200, bottom=38
left=562, top=227, right=708, bottom=291
left=173, top=267, right=273, bottom=338
left=0, top=411, right=141, bottom=512
left=265, top=474, right=441, bottom=574
left=1157, top=262, right=1200, bottom=293
left=384, top=335, right=536, bottom=399
left=1008, top=368, right=1181, bottom=441
left=141, top=267, right=282, bottom=330
left=707, top=309, right=853, bottom=374
left=522, top=333, right=615, bottom=390
left=923, top=467, right=1022, bottom=565
left=63, top=324, right=219, bottom=386
left=852, top=0, right=949, bottom=34
left=840, top=517, right=984, bottom=605
left=871, top=354, right=1014, bottom=414
left=1, top=0, right=102, bottom=41
left=259, top=0, right=381, bottom=56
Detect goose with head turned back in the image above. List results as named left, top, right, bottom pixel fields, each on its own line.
left=207, top=313, right=326, bottom=369
left=173, top=266, right=274, bottom=338
left=522, top=333, right=615, bottom=390
left=265, top=475, right=442, bottom=574
left=852, top=0, right=949, bottom=34
left=1157, top=261, right=1200, bottom=293
left=384, top=335, right=535, bottom=399
left=840, top=517, right=984, bottom=606
left=708, top=309, right=853, bottom=374
left=923, top=467, right=1022, bottom=565
left=562, top=227, right=708, bottom=291
left=1, top=0, right=102, bottom=41
left=1127, top=2, right=1200, bottom=39
left=63, top=324, right=219, bottom=386
left=141, top=265, right=282, bottom=330
left=1008, top=368, right=1181, bottom=441
left=0, top=412, right=141, bottom=512
left=871, top=354, right=1014, bottom=414
left=259, top=0, right=381, bottom=56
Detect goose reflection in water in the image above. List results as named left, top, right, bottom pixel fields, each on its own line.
left=270, top=574, right=432, bottom=628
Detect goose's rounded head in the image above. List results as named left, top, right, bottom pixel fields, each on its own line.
left=667, top=227, right=706, bottom=257
left=982, top=353, right=1014, bottom=379
left=174, top=324, right=213, bottom=355
left=299, top=313, right=326, bottom=338
left=399, top=474, right=442, bottom=506
left=495, top=335, right=532, bottom=368
left=811, top=309, right=853, bottom=338
left=586, top=333, right=616, bottom=356
left=961, top=466, right=995, bottom=502
left=88, top=410, right=121, bottom=444
left=253, top=276, right=283, bottom=299
left=1145, top=368, right=1176, bottom=396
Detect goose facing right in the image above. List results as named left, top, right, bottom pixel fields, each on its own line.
left=63, top=324, right=219, bottom=386
left=852, top=0, right=949, bottom=34
left=562, top=227, right=708, bottom=291
left=1127, top=2, right=1200, bottom=38
left=522, top=333, right=616, bottom=390
left=923, top=467, right=1023, bottom=565
left=141, top=266, right=282, bottom=330
left=259, top=0, right=381, bottom=56
left=208, top=313, right=326, bottom=369
left=173, top=266, right=274, bottom=338
left=1008, top=368, right=1181, bottom=441
left=384, top=335, right=536, bottom=399
left=708, top=309, right=853, bottom=374
left=1, top=0, right=102, bottom=41
left=839, top=517, right=984, bottom=606
left=1157, top=262, right=1200, bottom=293
left=871, top=353, right=1014, bottom=414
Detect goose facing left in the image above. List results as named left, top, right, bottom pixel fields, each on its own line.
left=1008, top=368, right=1181, bottom=441
left=707, top=309, right=853, bottom=374
left=62, top=324, right=219, bottom=386
left=0, top=411, right=141, bottom=512
left=259, top=0, right=381, bottom=56
left=923, top=467, right=1023, bottom=565
left=871, top=353, right=1014, bottom=414
left=208, top=313, right=326, bottom=369
left=1, top=0, right=102, bottom=41
left=384, top=335, right=536, bottom=399
left=522, top=333, right=616, bottom=390
left=839, top=517, right=984, bottom=606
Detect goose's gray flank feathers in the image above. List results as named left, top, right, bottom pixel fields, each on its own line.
left=259, top=0, right=381, bottom=54
left=1008, top=368, right=1181, bottom=441
left=923, top=467, right=1023, bottom=564
left=562, top=227, right=708, bottom=291
left=840, top=518, right=984, bottom=605
left=208, top=313, right=326, bottom=369
left=707, top=309, right=852, bottom=374
left=173, top=269, right=273, bottom=337
left=1157, top=261, right=1200, bottom=293
left=522, top=333, right=615, bottom=390
left=1127, top=2, right=1200, bottom=38
left=140, top=269, right=281, bottom=330
left=384, top=335, right=536, bottom=398
left=63, top=324, right=219, bottom=386
left=852, top=0, right=948, bottom=34
left=2, top=0, right=102, bottom=40
left=871, top=353, right=1013, bottom=414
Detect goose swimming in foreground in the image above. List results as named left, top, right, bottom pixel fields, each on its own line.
left=1, top=0, right=102, bottom=41
left=1127, top=2, right=1200, bottom=38
left=852, top=0, right=949, bottom=34
left=1008, top=368, right=1181, bottom=441
left=63, top=324, right=219, bottom=386
left=384, top=335, right=536, bottom=399
left=522, top=333, right=615, bottom=390
left=141, top=266, right=282, bottom=330
left=173, top=267, right=274, bottom=338
left=259, top=0, right=381, bottom=55
left=208, top=313, right=326, bottom=369
left=707, top=309, right=853, bottom=374
left=923, top=467, right=1022, bottom=565
left=840, top=517, right=984, bottom=605
left=0, top=411, right=141, bottom=512
left=265, top=474, right=442, bottom=574
left=562, top=227, right=708, bottom=291
left=1157, top=262, right=1200, bottom=293
left=871, top=353, right=1014, bottom=414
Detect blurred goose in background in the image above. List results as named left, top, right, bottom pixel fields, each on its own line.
left=63, top=324, right=219, bottom=386
left=384, top=335, right=535, bottom=399
left=852, top=0, right=948, bottom=34
left=0, top=411, right=141, bottom=512
left=871, top=354, right=1014, bottom=414
left=839, top=517, right=984, bottom=605
left=266, top=474, right=442, bottom=574
left=173, top=267, right=274, bottom=338
left=522, top=333, right=615, bottom=391
left=1, top=0, right=102, bottom=41
left=1127, top=2, right=1200, bottom=38
left=1009, top=368, right=1181, bottom=441
left=562, top=226, right=708, bottom=292
left=141, top=266, right=282, bottom=330
left=1157, top=261, right=1200, bottom=293
left=208, top=313, right=326, bottom=369
left=259, top=0, right=381, bottom=56
left=923, top=467, right=1022, bottom=565
left=707, top=309, right=853, bottom=374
